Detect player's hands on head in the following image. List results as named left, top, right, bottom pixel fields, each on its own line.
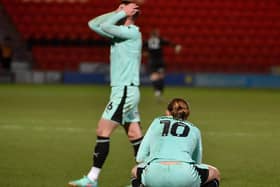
left=116, top=4, right=126, bottom=12
left=123, top=3, right=139, bottom=16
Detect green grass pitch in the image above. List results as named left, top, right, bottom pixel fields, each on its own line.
left=0, top=84, right=280, bottom=187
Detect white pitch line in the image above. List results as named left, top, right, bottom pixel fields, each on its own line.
left=205, top=131, right=274, bottom=137
left=0, top=124, right=274, bottom=137
left=0, top=124, right=90, bottom=133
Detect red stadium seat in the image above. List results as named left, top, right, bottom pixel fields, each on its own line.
left=2, top=0, right=280, bottom=73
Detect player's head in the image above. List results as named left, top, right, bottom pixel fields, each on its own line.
left=120, top=0, right=140, bottom=20
left=121, top=0, right=133, bottom=4
left=121, top=0, right=143, bottom=5
left=166, top=98, right=190, bottom=120
left=150, top=28, right=160, bottom=37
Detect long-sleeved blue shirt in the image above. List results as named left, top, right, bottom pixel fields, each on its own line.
left=137, top=116, right=203, bottom=164
left=88, top=11, right=142, bottom=86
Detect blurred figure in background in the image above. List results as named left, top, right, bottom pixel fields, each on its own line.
left=0, top=36, right=13, bottom=72
left=144, top=29, right=182, bottom=101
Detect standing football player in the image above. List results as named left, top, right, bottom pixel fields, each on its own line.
left=69, top=1, right=143, bottom=187
left=144, top=28, right=181, bottom=102
left=129, top=98, right=221, bottom=187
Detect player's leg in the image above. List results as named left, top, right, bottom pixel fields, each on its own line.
left=156, top=70, right=165, bottom=96
left=148, top=58, right=162, bottom=98
left=148, top=60, right=158, bottom=95
left=68, top=119, right=118, bottom=187
left=150, top=68, right=164, bottom=101
left=124, top=122, right=143, bottom=156
left=88, top=119, right=119, bottom=179
left=123, top=86, right=144, bottom=187
left=123, top=86, right=143, bottom=156
left=69, top=87, right=125, bottom=187
left=202, top=165, right=220, bottom=187
left=88, top=86, right=129, bottom=181
left=150, top=72, right=159, bottom=90
left=130, top=165, right=144, bottom=187
left=196, top=164, right=220, bottom=187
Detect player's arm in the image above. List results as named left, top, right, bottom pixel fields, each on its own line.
left=161, top=38, right=172, bottom=46
left=101, top=4, right=139, bottom=39
left=161, top=38, right=182, bottom=54
left=88, top=11, right=116, bottom=39
left=192, top=127, right=203, bottom=164
left=100, top=11, right=139, bottom=40
left=136, top=119, right=157, bottom=163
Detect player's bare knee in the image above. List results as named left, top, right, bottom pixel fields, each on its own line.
left=131, top=166, right=137, bottom=177
left=127, top=129, right=138, bottom=139
left=96, top=119, right=118, bottom=137
left=96, top=126, right=111, bottom=137
left=127, top=123, right=142, bottom=140
left=213, top=166, right=221, bottom=181
left=96, top=128, right=102, bottom=136
left=208, top=166, right=221, bottom=181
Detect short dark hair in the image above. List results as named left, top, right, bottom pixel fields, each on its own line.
left=121, top=0, right=133, bottom=5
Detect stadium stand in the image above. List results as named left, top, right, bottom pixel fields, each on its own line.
left=1, top=0, right=280, bottom=73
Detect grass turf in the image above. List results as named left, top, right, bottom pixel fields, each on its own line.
left=0, top=84, right=280, bottom=187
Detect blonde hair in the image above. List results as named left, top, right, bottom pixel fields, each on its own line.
left=167, top=98, right=190, bottom=120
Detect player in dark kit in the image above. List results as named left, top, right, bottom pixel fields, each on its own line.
left=144, top=29, right=181, bottom=101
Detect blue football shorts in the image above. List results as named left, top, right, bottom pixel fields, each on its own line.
left=140, top=162, right=209, bottom=187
